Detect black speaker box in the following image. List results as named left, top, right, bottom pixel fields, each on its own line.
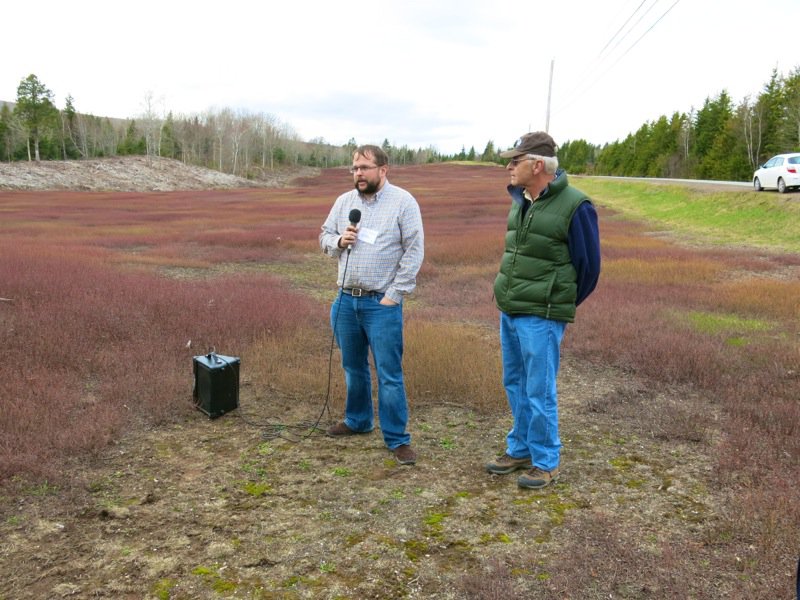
left=193, top=353, right=240, bottom=418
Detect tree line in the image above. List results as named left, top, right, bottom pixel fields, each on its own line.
left=3, top=67, right=799, bottom=181
left=0, top=75, right=447, bottom=176
left=559, top=66, right=800, bottom=181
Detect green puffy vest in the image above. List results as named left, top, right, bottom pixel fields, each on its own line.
left=493, top=173, right=589, bottom=322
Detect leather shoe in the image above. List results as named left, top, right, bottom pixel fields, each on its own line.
left=517, top=466, right=560, bottom=489
left=485, top=453, right=531, bottom=475
left=326, top=422, right=362, bottom=437
left=393, top=444, right=416, bottom=465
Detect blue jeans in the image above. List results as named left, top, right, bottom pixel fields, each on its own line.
left=500, top=312, right=566, bottom=471
left=331, top=292, right=410, bottom=449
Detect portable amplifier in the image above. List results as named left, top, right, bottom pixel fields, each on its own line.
left=192, top=353, right=240, bottom=418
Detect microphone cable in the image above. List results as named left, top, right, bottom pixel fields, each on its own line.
left=231, top=237, right=355, bottom=443
left=256, top=244, right=354, bottom=442
left=279, top=208, right=361, bottom=440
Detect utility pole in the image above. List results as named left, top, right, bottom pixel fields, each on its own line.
left=545, top=58, right=554, bottom=133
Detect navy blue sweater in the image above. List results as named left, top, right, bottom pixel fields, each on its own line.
left=567, top=200, right=601, bottom=306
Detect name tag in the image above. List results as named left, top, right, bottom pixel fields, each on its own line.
left=358, top=226, right=379, bottom=244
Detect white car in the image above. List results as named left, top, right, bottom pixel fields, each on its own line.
left=753, top=153, right=800, bottom=193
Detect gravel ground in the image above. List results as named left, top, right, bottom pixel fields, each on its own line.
left=0, top=156, right=319, bottom=191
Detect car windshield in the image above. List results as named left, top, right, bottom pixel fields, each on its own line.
left=788, top=156, right=800, bottom=165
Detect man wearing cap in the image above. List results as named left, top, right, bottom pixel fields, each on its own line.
left=485, top=131, right=601, bottom=489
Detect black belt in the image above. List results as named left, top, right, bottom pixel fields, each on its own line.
left=342, top=287, right=380, bottom=297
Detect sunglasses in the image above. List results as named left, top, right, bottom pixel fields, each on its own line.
left=508, top=157, right=538, bottom=167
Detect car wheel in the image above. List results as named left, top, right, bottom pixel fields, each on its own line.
left=777, top=178, right=787, bottom=193
left=753, top=177, right=763, bottom=191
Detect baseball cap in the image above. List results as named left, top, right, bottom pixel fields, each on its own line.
left=499, top=132, right=557, bottom=158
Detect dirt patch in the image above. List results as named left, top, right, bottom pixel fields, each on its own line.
left=0, top=356, right=728, bottom=599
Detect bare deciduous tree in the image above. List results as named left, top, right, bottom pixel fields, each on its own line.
left=139, top=91, right=164, bottom=162
left=741, top=97, right=763, bottom=170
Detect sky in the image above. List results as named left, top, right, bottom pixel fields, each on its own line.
left=2, top=0, right=798, bottom=156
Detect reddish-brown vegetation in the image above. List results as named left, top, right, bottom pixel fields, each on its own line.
left=1, top=163, right=798, bottom=598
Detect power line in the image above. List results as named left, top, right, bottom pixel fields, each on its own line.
left=597, top=0, right=649, bottom=59
left=603, top=0, right=662, bottom=60
left=557, top=0, right=662, bottom=111
left=610, top=0, right=680, bottom=68
left=553, top=0, right=681, bottom=119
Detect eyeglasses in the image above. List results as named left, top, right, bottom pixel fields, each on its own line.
left=508, top=157, right=538, bottom=167
left=349, top=165, right=380, bottom=174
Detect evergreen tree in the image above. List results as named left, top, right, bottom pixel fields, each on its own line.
left=0, top=104, right=14, bottom=161
left=13, top=74, right=59, bottom=161
left=665, top=112, right=690, bottom=177
left=160, top=112, right=179, bottom=159
left=558, top=139, right=595, bottom=174
left=757, top=69, right=787, bottom=160
left=645, top=115, right=677, bottom=177
left=783, top=66, right=800, bottom=150
left=693, top=91, right=733, bottom=178
left=704, top=117, right=743, bottom=180
left=118, top=120, right=146, bottom=155
left=61, top=95, right=83, bottom=159
left=480, top=140, right=497, bottom=163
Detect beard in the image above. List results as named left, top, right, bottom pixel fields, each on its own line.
left=354, top=178, right=380, bottom=195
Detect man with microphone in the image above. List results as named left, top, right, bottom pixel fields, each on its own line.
left=319, top=144, right=424, bottom=465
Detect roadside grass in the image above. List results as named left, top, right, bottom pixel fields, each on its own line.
left=575, top=178, right=800, bottom=252
left=1, top=165, right=798, bottom=597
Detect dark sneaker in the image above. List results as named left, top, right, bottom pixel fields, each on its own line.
left=485, top=453, right=532, bottom=475
left=393, top=444, right=417, bottom=465
left=326, top=422, right=366, bottom=437
left=517, top=466, right=560, bottom=489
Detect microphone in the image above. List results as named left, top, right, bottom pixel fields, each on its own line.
left=347, top=208, right=361, bottom=251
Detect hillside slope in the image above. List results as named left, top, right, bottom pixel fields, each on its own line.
left=0, top=156, right=319, bottom=191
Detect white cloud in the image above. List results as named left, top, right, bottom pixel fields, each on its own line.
left=2, top=0, right=798, bottom=154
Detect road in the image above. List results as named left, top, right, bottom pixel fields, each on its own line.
left=587, top=175, right=752, bottom=190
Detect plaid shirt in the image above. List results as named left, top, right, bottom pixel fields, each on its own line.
left=320, top=180, right=424, bottom=304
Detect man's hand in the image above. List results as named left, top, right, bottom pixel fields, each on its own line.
left=338, top=224, right=358, bottom=248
